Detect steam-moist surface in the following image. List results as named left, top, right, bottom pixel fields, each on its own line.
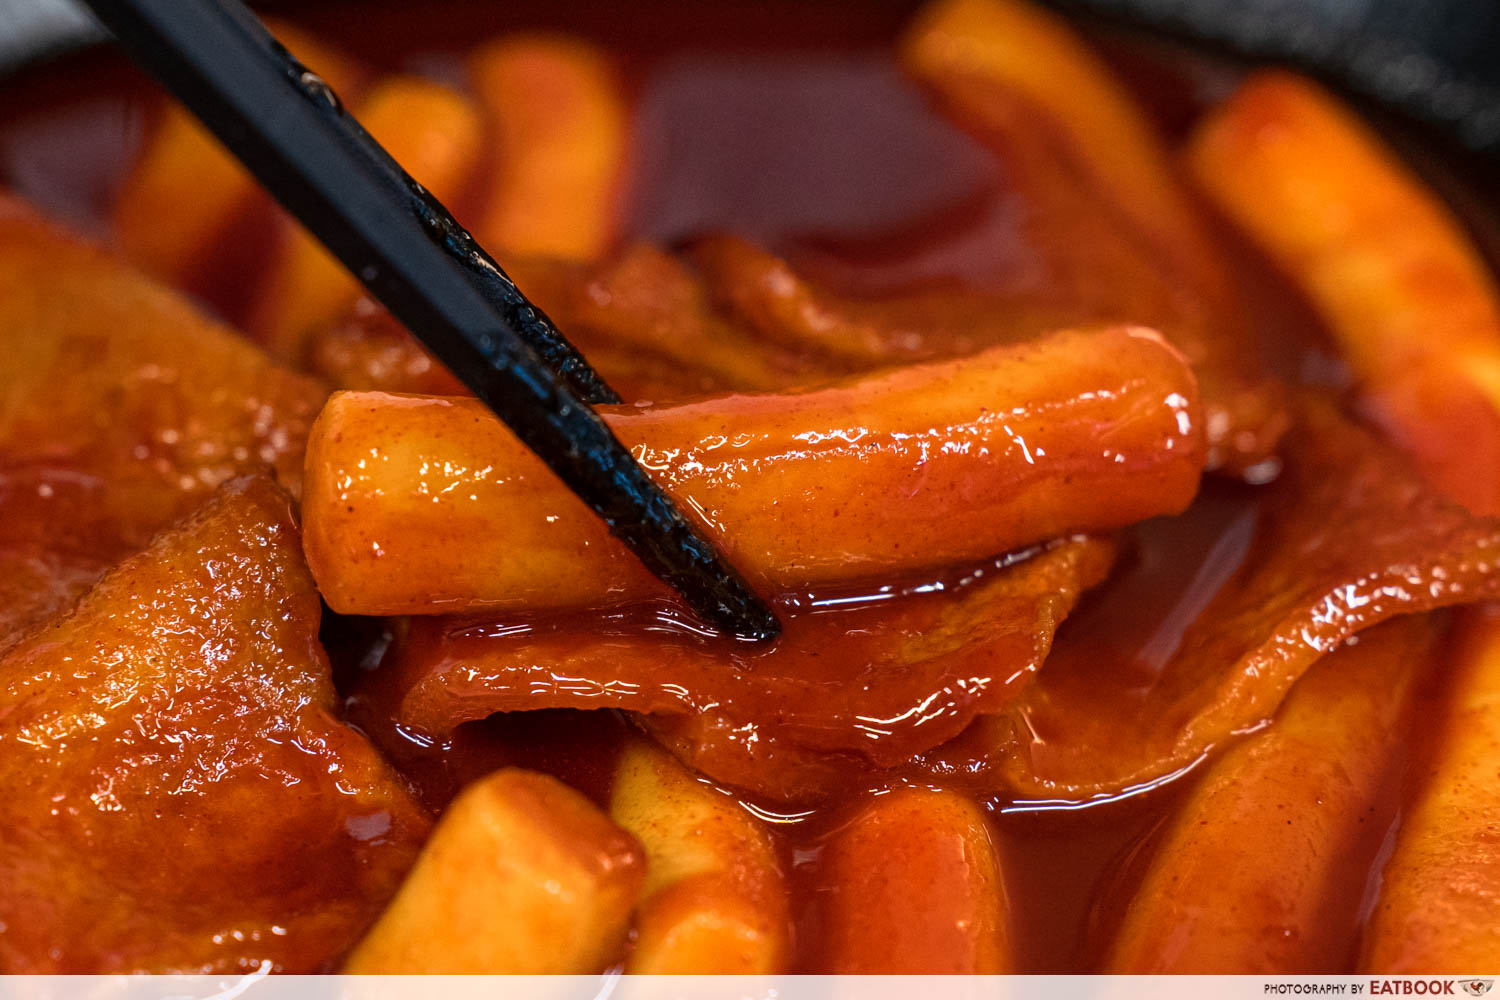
left=0, top=478, right=428, bottom=972
left=987, top=403, right=1500, bottom=799
left=367, top=535, right=1114, bottom=794
left=302, top=326, right=1201, bottom=615
left=1, top=0, right=1499, bottom=976
left=0, top=195, right=326, bottom=643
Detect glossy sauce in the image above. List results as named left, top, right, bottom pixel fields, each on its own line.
left=1, top=0, right=1495, bottom=975
left=345, top=485, right=1276, bottom=970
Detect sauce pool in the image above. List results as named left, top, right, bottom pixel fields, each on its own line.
left=0, top=0, right=1489, bottom=973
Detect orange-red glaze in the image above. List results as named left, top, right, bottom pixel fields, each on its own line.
left=0, top=194, right=325, bottom=641
left=902, top=0, right=1227, bottom=302
left=1189, top=71, right=1500, bottom=516
left=693, top=233, right=1084, bottom=369
left=612, top=741, right=791, bottom=973
left=0, top=477, right=428, bottom=972
left=366, top=535, right=1111, bottom=797
left=304, top=246, right=812, bottom=401
left=342, top=704, right=631, bottom=817
left=809, top=788, right=1008, bottom=973
left=6, top=0, right=1500, bottom=976
left=302, top=325, right=1201, bottom=616
left=505, top=248, right=818, bottom=399
left=1363, top=607, right=1500, bottom=971
left=1105, top=615, right=1441, bottom=972
left=898, top=0, right=1285, bottom=476
left=303, top=295, right=470, bottom=396
left=988, top=402, right=1500, bottom=799
left=343, top=769, right=642, bottom=974
left=639, top=399, right=1488, bottom=807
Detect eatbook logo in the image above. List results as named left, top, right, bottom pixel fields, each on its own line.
left=1462, top=982, right=1494, bottom=997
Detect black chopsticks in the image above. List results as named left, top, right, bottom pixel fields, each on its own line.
left=80, top=0, right=781, bottom=641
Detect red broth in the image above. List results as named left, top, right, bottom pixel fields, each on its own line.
left=0, top=0, right=1492, bottom=973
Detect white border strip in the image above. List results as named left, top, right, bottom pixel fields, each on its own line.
left=0, top=975, right=1493, bottom=1000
